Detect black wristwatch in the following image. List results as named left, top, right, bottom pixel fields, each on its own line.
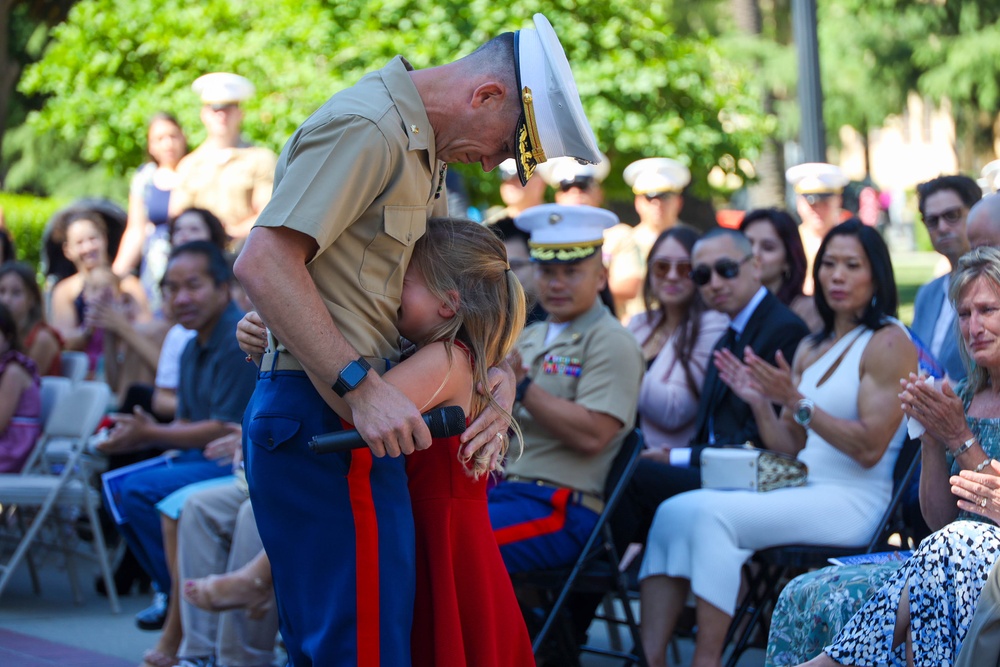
left=515, top=376, right=532, bottom=403
left=332, top=357, right=372, bottom=397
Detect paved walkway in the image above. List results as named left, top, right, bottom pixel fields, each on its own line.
left=0, top=558, right=765, bottom=666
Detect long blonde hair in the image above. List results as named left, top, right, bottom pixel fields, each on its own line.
left=949, top=246, right=1000, bottom=394
left=410, top=217, right=527, bottom=472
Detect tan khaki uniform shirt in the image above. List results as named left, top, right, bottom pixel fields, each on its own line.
left=253, top=57, right=448, bottom=362
left=507, top=301, right=644, bottom=496
left=172, top=143, right=277, bottom=235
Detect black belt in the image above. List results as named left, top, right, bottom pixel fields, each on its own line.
left=505, top=475, right=605, bottom=514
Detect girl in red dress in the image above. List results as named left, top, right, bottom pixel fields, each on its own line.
left=224, top=217, right=535, bottom=665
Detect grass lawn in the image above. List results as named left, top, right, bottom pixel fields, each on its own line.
left=891, top=250, right=941, bottom=326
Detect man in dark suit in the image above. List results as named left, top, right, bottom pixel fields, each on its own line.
left=911, top=175, right=980, bottom=382
left=612, top=227, right=809, bottom=551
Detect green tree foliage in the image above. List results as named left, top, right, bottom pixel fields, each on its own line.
left=19, top=0, right=769, bottom=204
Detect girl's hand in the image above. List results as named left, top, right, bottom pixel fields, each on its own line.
left=236, top=311, right=268, bottom=361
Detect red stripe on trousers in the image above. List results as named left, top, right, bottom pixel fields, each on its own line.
left=493, top=487, right=572, bottom=545
left=348, top=448, right=379, bottom=667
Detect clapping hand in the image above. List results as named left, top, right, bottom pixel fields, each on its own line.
left=96, top=406, right=155, bottom=454
left=714, top=347, right=766, bottom=406
left=898, top=373, right=968, bottom=447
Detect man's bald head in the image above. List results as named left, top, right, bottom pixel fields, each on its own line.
left=967, top=194, right=1000, bottom=249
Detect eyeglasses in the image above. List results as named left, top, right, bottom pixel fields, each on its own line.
left=923, top=206, right=965, bottom=230
left=643, top=192, right=675, bottom=202
left=690, top=255, right=753, bottom=286
left=650, top=258, right=692, bottom=280
left=803, top=193, right=835, bottom=206
left=206, top=103, right=239, bottom=112
left=558, top=176, right=595, bottom=193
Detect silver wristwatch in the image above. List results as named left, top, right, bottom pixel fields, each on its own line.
left=793, top=398, right=815, bottom=428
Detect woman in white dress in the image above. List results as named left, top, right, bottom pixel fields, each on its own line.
left=638, top=219, right=918, bottom=667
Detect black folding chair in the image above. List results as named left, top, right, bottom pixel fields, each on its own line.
left=721, top=436, right=923, bottom=667
left=511, top=428, right=648, bottom=666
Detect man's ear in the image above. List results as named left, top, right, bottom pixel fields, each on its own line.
left=440, top=289, right=461, bottom=318
left=471, top=82, right=506, bottom=108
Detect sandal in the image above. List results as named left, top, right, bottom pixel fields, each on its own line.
left=140, top=648, right=177, bottom=667
left=183, top=572, right=273, bottom=620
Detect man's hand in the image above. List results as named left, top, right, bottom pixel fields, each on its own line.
left=204, top=423, right=243, bottom=465
left=97, top=406, right=155, bottom=454
left=460, top=362, right=516, bottom=469
left=345, top=373, right=431, bottom=458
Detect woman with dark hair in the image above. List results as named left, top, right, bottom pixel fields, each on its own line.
left=627, top=225, right=728, bottom=450
left=0, top=301, right=42, bottom=472
left=114, top=113, right=189, bottom=312
left=639, top=219, right=917, bottom=667
left=786, top=245, right=1000, bottom=666
left=49, top=211, right=150, bottom=362
left=741, top=208, right=821, bottom=331
left=168, top=208, right=229, bottom=250
left=0, top=262, right=62, bottom=376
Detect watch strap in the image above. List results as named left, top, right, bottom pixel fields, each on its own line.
left=332, top=357, right=372, bottom=398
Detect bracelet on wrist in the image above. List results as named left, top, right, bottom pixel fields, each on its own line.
left=952, top=436, right=977, bottom=458
left=975, top=458, right=995, bottom=474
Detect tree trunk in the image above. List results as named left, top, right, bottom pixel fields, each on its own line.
left=731, top=0, right=786, bottom=207
left=0, top=1, right=21, bottom=188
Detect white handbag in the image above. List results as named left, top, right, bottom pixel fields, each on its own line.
left=701, top=444, right=808, bottom=492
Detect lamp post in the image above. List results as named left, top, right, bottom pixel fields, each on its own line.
left=793, top=0, right=826, bottom=162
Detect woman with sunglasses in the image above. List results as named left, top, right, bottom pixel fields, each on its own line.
left=639, top=220, right=917, bottom=667
left=741, top=208, right=822, bottom=331
left=627, top=226, right=728, bottom=450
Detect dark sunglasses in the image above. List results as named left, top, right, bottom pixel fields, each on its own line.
left=558, top=176, right=595, bottom=193
left=650, top=258, right=692, bottom=280
left=923, top=206, right=965, bottom=230
left=690, top=255, right=753, bottom=286
left=643, top=192, right=675, bottom=202
left=803, top=193, right=835, bottom=206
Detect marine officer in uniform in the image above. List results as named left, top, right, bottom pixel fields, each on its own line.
left=785, top=161, right=850, bottom=294
left=492, top=203, right=643, bottom=574
left=169, top=73, right=278, bottom=244
left=234, top=15, right=602, bottom=667
left=538, top=152, right=611, bottom=207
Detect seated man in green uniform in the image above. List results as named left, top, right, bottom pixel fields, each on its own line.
left=491, top=203, right=644, bottom=573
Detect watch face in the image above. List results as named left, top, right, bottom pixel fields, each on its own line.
left=795, top=405, right=812, bottom=425
left=341, top=361, right=369, bottom=389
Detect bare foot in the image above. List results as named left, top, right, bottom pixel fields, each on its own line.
left=183, top=572, right=272, bottom=620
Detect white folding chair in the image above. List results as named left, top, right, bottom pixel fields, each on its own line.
left=0, top=381, right=120, bottom=612
left=39, top=376, right=72, bottom=428
left=59, top=350, right=89, bottom=383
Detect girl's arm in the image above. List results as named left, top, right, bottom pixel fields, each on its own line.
left=304, top=341, right=473, bottom=426
left=26, top=326, right=60, bottom=377
left=0, top=362, right=32, bottom=432
left=113, top=187, right=149, bottom=277
left=50, top=278, right=89, bottom=351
